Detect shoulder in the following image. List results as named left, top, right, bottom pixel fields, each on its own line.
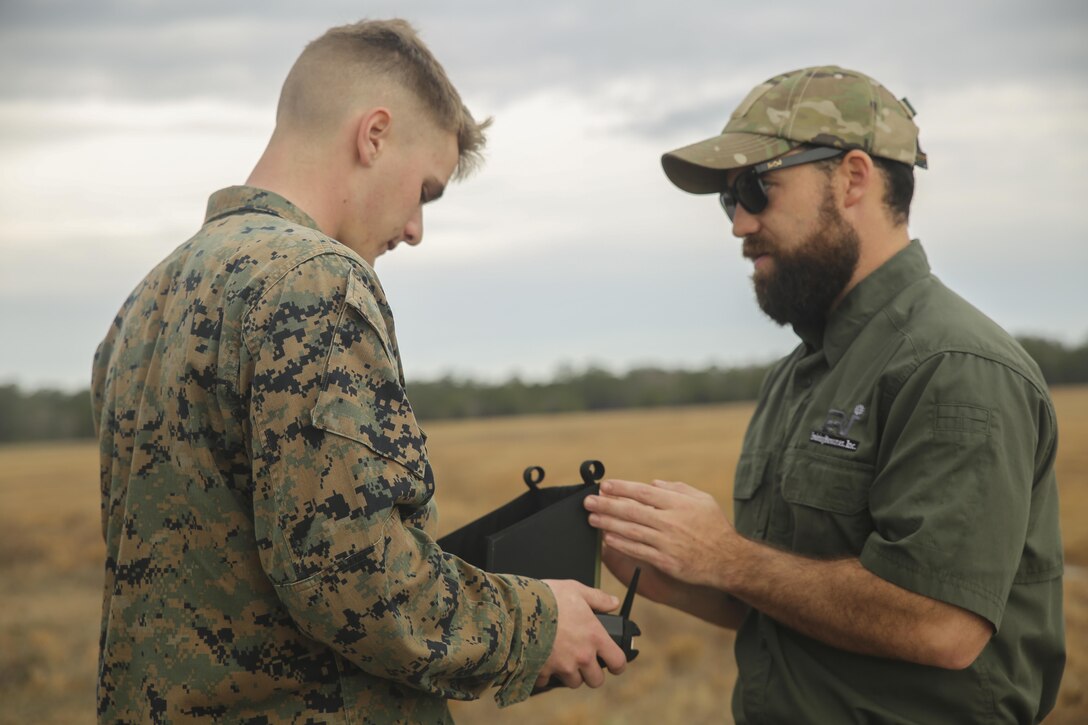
left=243, top=249, right=387, bottom=328
left=882, top=275, right=1048, bottom=394
left=239, top=244, right=400, bottom=368
left=192, top=208, right=387, bottom=326
left=872, top=277, right=1057, bottom=453
left=198, top=211, right=368, bottom=297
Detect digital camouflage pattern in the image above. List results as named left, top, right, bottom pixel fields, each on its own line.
left=92, top=186, right=557, bottom=724
left=662, top=65, right=927, bottom=194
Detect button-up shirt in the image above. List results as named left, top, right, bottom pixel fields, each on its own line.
left=731, top=240, right=1064, bottom=724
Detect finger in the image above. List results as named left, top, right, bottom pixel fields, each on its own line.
left=586, top=493, right=665, bottom=529
left=598, top=637, right=628, bottom=675
left=601, top=478, right=675, bottom=507
left=603, top=532, right=671, bottom=574
left=582, top=659, right=606, bottom=688
left=651, top=478, right=693, bottom=494
left=579, top=584, right=620, bottom=613
left=557, top=670, right=582, bottom=689
left=652, top=479, right=715, bottom=504
left=589, top=511, right=663, bottom=549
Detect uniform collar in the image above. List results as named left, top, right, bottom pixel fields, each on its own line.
left=821, top=239, right=932, bottom=368
left=204, top=186, right=321, bottom=230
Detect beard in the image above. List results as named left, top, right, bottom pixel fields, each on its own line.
left=746, top=189, right=860, bottom=331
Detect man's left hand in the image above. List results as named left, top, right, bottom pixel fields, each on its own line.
left=585, top=478, right=734, bottom=589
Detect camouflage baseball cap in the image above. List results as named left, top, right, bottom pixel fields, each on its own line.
left=662, top=65, right=927, bottom=194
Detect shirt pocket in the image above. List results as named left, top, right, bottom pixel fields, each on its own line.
left=733, top=450, right=772, bottom=539
left=779, top=450, right=874, bottom=557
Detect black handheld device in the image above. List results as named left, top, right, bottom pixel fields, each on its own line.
left=434, top=460, right=643, bottom=695
left=535, top=567, right=642, bottom=695
left=595, top=566, right=642, bottom=664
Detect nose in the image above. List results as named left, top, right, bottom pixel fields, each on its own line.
left=730, top=203, right=760, bottom=239
left=402, top=206, right=423, bottom=247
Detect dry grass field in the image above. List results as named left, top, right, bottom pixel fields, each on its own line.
left=1, top=386, right=1085, bottom=724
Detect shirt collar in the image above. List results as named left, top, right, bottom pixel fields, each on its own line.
left=821, top=239, right=932, bottom=368
left=204, top=186, right=321, bottom=230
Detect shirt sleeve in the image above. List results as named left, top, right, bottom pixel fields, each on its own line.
left=859, top=351, right=1058, bottom=630
left=241, top=252, right=557, bottom=705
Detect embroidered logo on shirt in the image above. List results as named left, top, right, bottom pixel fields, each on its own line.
left=810, top=403, right=865, bottom=452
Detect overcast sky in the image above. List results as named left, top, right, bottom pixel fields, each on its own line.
left=1, top=0, right=1086, bottom=390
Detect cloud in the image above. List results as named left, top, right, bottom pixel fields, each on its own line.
left=1, top=0, right=1086, bottom=390
left=0, top=98, right=271, bottom=262
left=3, top=1, right=1085, bottom=102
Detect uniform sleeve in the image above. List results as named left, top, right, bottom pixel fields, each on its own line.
left=242, top=253, right=557, bottom=705
left=859, top=352, right=1059, bottom=630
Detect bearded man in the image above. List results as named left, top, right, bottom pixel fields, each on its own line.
left=584, top=66, right=1064, bottom=723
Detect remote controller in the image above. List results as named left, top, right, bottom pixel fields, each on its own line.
left=595, top=566, right=641, bottom=664
left=534, top=567, right=642, bottom=694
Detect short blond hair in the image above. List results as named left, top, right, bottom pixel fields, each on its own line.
left=277, top=19, right=491, bottom=179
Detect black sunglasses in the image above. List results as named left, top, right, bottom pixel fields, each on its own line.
left=719, top=146, right=846, bottom=221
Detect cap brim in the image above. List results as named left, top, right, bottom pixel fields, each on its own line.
left=661, top=132, right=796, bottom=194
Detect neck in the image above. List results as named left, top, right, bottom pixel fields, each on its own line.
left=246, top=133, right=349, bottom=239
left=834, top=223, right=911, bottom=309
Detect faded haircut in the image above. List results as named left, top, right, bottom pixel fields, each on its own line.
left=277, top=19, right=491, bottom=179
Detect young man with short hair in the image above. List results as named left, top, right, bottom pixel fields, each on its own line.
left=93, top=19, right=625, bottom=723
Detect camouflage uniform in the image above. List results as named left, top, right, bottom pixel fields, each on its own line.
left=92, top=186, right=557, bottom=724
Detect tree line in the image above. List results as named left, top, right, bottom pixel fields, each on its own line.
left=2, top=335, right=1086, bottom=443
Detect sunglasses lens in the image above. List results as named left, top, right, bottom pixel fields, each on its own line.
left=720, top=170, right=767, bottom=220
left=719, top=191, right=737, bottom=220
left=734, top=170, right=768, bottom=215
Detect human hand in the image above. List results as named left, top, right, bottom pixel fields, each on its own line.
left=536, top=580, right=627, bottom=689
left=600, top=544, right=684, bottom=608
left=585, top=478, right=736, bottom=589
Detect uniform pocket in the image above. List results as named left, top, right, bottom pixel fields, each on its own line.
left=779, top=451, right=874, bottom=556
left=733, top=451, right=771, bottom=539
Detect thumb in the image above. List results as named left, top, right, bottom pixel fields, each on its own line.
left=580, top=585, right=620, bottom=613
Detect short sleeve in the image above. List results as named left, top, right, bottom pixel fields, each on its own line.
left=859, top=352, right=1059, bottom=629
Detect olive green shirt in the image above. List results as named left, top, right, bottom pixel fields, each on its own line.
left=731, top=241, right=1064, bottom=724
left=92, top=187, right=557, bottom=724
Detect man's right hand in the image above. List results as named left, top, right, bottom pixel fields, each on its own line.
left=602, top=541, right=748, bottom=630
left=601, top=545, right=681, bottom=606
left=536, top=580, right=627, bottom=689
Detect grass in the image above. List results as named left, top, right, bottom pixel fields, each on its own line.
left=1, top=386, right=1085, bottom=723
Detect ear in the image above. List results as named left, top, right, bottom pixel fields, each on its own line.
left=840, top=149, right=875, bottom=209
left=355, top=107, right=392, bottom=167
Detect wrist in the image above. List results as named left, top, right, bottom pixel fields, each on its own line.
left=714, top=529, right=756, bottom=593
